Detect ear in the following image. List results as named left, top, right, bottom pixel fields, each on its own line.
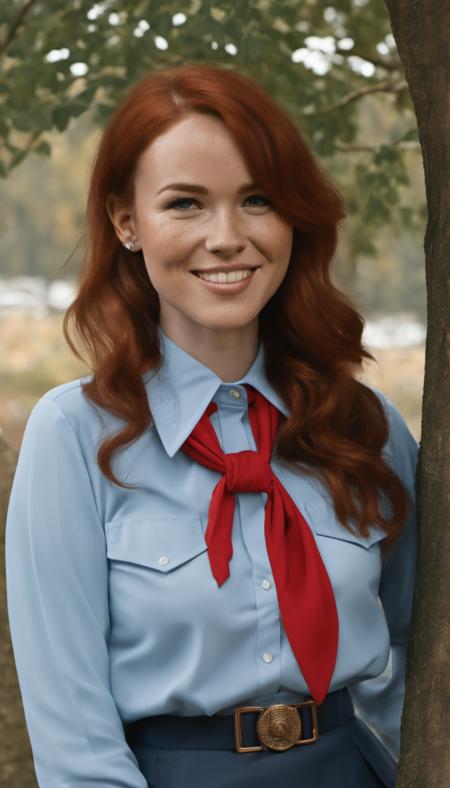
left=106, top=193, right=138, bottom=246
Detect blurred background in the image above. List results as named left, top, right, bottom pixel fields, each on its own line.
left=0, top=0, right=426, bottom=454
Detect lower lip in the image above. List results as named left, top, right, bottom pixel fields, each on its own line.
left=191, top=269, right=257, bottom=294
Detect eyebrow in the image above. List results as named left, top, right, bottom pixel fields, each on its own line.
left=156, top=181, right=261, bottom=196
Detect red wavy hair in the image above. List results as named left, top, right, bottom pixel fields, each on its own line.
left=63, top=62, right=411, bottom=557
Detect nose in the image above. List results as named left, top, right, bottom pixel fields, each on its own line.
left=204, top=208, right=247, bottom=256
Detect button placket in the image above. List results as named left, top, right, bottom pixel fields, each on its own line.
left=216, top=384, right=280, bottom=694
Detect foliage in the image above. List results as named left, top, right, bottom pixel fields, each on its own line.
left=0, top=0, right=424, bottom=257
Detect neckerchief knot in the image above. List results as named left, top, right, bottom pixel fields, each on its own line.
left=224, top=451, right=273, bottom=494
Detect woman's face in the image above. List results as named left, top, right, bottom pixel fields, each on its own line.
left=109, top=112, right=294, bottom=349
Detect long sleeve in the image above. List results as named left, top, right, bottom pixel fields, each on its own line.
left=348, top=393, right=419, bottom=761
left=5, top=397, right=148, bottom=787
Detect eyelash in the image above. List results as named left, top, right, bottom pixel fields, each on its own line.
left=166, top=194, right=270, bottom=210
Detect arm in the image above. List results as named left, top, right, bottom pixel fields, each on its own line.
left=348, top=391, right=419, bottom=761
left=5, top=397, right=148, bottom=787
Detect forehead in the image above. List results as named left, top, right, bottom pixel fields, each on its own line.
left=134, top=113, right=252, bottom=191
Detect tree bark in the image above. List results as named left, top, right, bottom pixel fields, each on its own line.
left=0, top=435, right=37, bottom=786
left=384, top=1, right=450, bottom=785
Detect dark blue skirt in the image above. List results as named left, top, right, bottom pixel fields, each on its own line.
left=124, top=688, right=397, bottom=788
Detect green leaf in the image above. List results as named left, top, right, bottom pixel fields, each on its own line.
left=35, top=140, right=52, bottom=156
left=52, top=105, right=70, bottom=132
left=9, top=110, right=37, bottom=132
left=401, top=127, right=419, bottom=142
left=10, top=149, right=28, bottom=168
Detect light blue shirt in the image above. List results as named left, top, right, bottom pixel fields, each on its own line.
left=5, top=325, right=419, bottom=787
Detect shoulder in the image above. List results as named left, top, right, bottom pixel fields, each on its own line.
left=41, top=375, right=92, bottom=411
left=30, top=374, right=94, bottom=420
left=365, top=383, right=420, bottom=489
left=23, top=374, right=116, bottom=449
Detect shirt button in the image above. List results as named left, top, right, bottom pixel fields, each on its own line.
left=262, top=652, right=273, bottom=663
left=229, top=388, right=241, bottom=399
left=158, top=556, right=169, bottom=566
left=261, top=579, right=271, bottom=590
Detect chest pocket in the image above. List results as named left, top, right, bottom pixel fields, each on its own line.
left=304, top=496, right=387, bottom=549
left=105, top=515, right=208, bottom=572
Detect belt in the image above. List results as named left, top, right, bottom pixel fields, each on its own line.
left=124, top=687, right=355, bottom=754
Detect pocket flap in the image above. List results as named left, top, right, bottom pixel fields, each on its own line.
left=105, top=515, right=208, bottom=571
left=304, top=497, right=386, bottom=549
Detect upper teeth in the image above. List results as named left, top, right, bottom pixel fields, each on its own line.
left=196, top=269, right=253, bottom=283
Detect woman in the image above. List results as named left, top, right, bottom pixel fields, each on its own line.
left=5, top=63, right=418, bottom=787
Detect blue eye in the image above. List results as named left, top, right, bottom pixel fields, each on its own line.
left=245, top=194, right=270, bottom=206
left=166, top=194, right=270, bottom=210
left=167, top=197, right=197, bottom=210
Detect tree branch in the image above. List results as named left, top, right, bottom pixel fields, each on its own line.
left=5, top=129, right=43, bottom=172
left=303, top=79, right=407, bottom=116
left=0, top=0, right=38, bottom=56
left=335, top=134, right=420, bottom=153
left=338, top=49, right=403, bottom=72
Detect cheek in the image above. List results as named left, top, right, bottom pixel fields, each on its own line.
left=140, top=224, right=186, bottom=277
left=139, top=210, right=187, bottom=247
left=279, top=226, right=295, bottom=258
left=141, top=254, right=190, bottom=296
left=263, top=219, right=294, bottom=257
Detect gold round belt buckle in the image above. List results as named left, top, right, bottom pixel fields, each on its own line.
left=256, top=703, right=301, bottom=751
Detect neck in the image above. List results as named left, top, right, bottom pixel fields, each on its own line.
left=158, top=321, right=260, bottom=382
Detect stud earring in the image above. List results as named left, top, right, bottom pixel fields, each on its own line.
left=123, top=238, right=137, bottom=252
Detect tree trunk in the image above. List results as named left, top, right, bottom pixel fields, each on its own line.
left=0, top=435, right=38, bottom=786
left=384, top=1, right=450, bottom=785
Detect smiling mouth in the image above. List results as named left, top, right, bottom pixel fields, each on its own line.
left=192, top=268, right=259, bottom=284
